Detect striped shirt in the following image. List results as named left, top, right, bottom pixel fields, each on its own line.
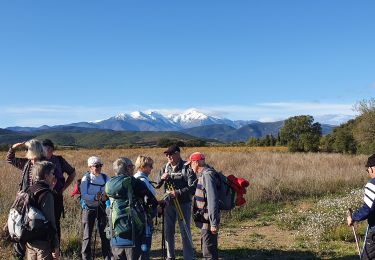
left=352, top=178, right=375, bottom=227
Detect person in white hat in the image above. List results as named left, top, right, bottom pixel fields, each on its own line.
left=80, top=156, right=111, bottom=260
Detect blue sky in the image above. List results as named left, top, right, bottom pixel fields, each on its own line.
left=0, top=1, right=374, bottom=127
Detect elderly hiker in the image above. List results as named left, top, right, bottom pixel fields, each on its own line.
left=347, top=154, right=375, bottom=260
left=106, top=157, right=158, bottom=260
left=189, top=152, right=220, bottom=260
left=26, top=161, right=60, bottom=260
left=134, top=155, right=158, bottom=260
left=156, top=145, right=197, bottom=260
left=42, top=139, right=76, bottom=243
left=80, top=156, right=111, bottom=260
left=7, top=139, right=47, bottom=260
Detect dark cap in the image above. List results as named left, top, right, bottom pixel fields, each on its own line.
left=42, top=139, right=54, bottom=149
left=163, top=145, right=180, bottom=155
left=366, top=154, right=375, bottom=168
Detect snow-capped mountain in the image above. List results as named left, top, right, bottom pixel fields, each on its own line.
left=167, top=109, right=235, bottom=128
left=5, top=109, right=352, bottom=133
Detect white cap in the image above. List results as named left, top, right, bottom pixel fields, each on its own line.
left=87, top=156, right=102, bottom=166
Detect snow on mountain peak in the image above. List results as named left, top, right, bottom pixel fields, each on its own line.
left=130, top=111, right=148, bottom=120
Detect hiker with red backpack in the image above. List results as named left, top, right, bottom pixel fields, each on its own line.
left=6, top=139, right=47, bottom=260
left=80, top=156, right=111, bottom=260
left=188, top=152, right=220, bottom=260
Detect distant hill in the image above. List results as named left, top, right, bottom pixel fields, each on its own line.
left=0, top=128, right=203, bottom=148
left=182, top=121, right=334, bottom=142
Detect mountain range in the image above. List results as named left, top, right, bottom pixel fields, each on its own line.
left=3, top=109, right=344, bottom=144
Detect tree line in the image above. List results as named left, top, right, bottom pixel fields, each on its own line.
left=248, top=99, right=375, bottom=154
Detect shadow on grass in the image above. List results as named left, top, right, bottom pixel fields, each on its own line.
left=149, top=248, right=359, bottom=260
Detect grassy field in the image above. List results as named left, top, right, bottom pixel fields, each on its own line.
left=0, top=146, right=369, bottom=259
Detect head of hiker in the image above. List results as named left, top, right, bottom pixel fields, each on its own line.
left=113, top=157, right=134, bottom=177
left=87, top=156, right=103, bottom=176
left=164, top=145, right=181, bottom=166
left=188, top=152, right=206, bottom=174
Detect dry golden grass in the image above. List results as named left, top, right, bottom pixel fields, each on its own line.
left=0, top=147, right=368, bottom=259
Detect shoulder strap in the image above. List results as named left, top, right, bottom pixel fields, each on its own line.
left=84, top=172, right=91, bottom=190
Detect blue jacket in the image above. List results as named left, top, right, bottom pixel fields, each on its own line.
left=352, top=178, right=375, bottom=227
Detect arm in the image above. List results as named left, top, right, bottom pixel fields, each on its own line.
left=352, top=182, right=375, bottom=222
left=203, top=172, right=220, bottom=229
left=176, top=166, right=197, bottom=197
left=134, top=179, right=158, bottom=208
left=60, top=156, right=76, bottom=193
left=6, top=145, right=28, bottom=170
left=39, top=192, right=59, bottom=250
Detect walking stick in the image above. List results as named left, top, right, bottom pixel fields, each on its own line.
left=166, top=183, right=194, bottom=250
left=161, top=205, right=166, bottom=260
left=92, top=206, right=99, bottom=260
left=348, top=209, right=361, bottom=259
left=362, top=225, right=369, bottom=259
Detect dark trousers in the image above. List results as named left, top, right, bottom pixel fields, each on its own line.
left=363, top=229, right=375, bottom=260
left=13, top=241, right=26, bottom=260
left=53, top=191, right=64, bottom=242
left=81, top=207, right=111, bottom=260
left=112, top=235, right=143, bottom=260
left=200, top=229, right=218, bottom=260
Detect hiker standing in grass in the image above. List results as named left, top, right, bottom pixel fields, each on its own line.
left=134, top=155, right=158, bottom=260
left=7, top=139, right=47, bottom=260
left=108, top=157, right=158, bottom=260
left=347, top=153, right=375, bottom=260
left=189, top=152, right=220, bottom=260
left=26, top=161, right=60, bottom=260
left=42, top=139, right=76, bottom=243
left=80, top=156, right=111, bottom=260
left=156, top=145, right=197, bottom=260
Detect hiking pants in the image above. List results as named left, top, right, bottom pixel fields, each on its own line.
left=363, top=229, right=375, bottom=260
left=13, top=241, right=26, bottom=260
left=26, top=241, right=52, bottom=260
left=81, top=207, right=111, bottom=260
left=112, top=236, right=142, bottom=260
left=53, top=191, right=64, bottom=243
left=164, top=201, right=194, bottom=260
left=200, top=229, right=218, bottom=260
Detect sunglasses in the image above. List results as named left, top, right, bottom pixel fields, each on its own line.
left=94, top=164, right=103, bottom=168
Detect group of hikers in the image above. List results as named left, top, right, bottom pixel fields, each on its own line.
left=5, top=140, right=222, bottom=260
left=9, top=138, right=375, bottom=260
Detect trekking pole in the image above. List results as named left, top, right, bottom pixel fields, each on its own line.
left=362, top=225, right=369, bottom=258
left=161, top=204, right=166, bottom=260
left=92, top=208, right=98, bottom=260
left=166, top=183, right=194, bottom=250
left=348, top=209, right=361, bottom=258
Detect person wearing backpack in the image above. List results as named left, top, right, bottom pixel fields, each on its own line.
left=107, top=157, right=158, bottom=260
left=26, top=161, right=60, bottom=260
left=134, top=155, right=158, bottom=260
left=6, top=139, right=47, bottom=260
left=156, top=145, right=196, bottom=260
left=189, top=152, right=220, bottom=260
left=80, top=156, right=111, bottom=260
left=42, top=139, right=76, bottom=243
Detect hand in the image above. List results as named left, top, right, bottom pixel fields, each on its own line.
left=161, top=172, right=170, bottom=180
left=347, top=215, right=353, bottom=226
left=52, top=248, right=60, bottom=259
left=210, top=226, right=218, bottom=235
left=11, top=142, right=26, bottom=150
left=100, top=192, right=108, bottom=201
left=166, top=190, right=176, bottom=198
left=96, top=191, right=103, bottom=201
